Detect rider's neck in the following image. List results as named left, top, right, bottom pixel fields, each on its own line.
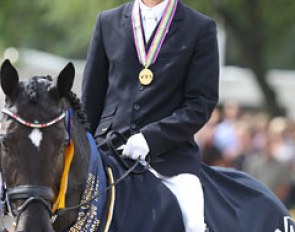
left=141, top=0, right=164, bottom=7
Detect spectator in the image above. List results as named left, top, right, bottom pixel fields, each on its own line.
left=213, top=102, right=241, bottom=165
left=242, top=133, right=291, bottom=202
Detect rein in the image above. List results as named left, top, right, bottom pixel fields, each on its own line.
left=54, top=158, right=140, bottom=216
left=106, top=130, right=150, bottom=174
left=54, top=131, right=150, bottom=216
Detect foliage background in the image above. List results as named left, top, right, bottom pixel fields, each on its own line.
left=0, top=0, right=295, bottom=116
left=0, top=0, right=294, bottom=69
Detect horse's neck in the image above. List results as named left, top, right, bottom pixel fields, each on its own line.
left=68, top=122, right=90, bottom=202
left=53, top=118, right=91, bottom=231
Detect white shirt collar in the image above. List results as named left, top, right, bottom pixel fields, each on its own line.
left=139, top=0, right=169, bottom=22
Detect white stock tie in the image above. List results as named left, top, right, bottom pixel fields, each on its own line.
left=144, top=11, right=158, bottom=42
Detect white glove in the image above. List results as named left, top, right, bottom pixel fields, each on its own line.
left=122, top=133, right=150, bottom=161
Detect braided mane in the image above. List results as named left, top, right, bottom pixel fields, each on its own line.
left=65, top=91, right=87, bottom=125
left=32, top=75, right=87, bottom=125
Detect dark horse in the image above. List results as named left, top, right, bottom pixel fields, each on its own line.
left=0, top=60, right=294, bottom=232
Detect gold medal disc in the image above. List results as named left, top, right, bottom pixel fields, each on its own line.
left=139, top=68, right=154, bottom=86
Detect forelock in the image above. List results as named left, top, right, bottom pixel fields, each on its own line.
left=24, top=76, right=53, bottom=101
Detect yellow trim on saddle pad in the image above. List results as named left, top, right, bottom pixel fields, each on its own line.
left=53, top=139, right=75, bottom=213
left=104, top=167, right=116, bottom=232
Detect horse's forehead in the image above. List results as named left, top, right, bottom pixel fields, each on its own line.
left=17, top=76, right=52, bottom=102
left=23, top=76, right=52, bottom=90
left=10, top=76, right=59, bottom=117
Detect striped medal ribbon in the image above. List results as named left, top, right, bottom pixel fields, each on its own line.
left=132, top=0, right=178, bottom=86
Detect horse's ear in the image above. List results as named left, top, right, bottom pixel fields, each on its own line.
left=56, top=62, right=75, bottom=98
left=0, top=59, right=19, bottom=98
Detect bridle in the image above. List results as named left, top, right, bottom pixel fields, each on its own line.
left=0, top=108, right=66, bottom=230
left=2, top=184, right=54, bottom=228
left=1, top=108, right=66, bottom=129
left=0, top=107, right=150, bottom=230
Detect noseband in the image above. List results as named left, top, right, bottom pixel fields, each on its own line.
left=2, top=185, right=54, bottom=226
left=0, top=108, right=67, bottom=229
left=0, top=108, right=150, bottom=230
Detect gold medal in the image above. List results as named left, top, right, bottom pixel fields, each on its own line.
left=133, top=0, right=178, bottom=86
left=139, top=68, right=154, bottom=86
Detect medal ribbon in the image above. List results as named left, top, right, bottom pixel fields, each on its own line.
left=132, top=0, right=178, bottom=68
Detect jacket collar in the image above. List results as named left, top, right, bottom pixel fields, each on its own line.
left=122, top=1, right=184, bottom=45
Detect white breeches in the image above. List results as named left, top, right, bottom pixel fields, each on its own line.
left=149, top=168, right=206, bottom=232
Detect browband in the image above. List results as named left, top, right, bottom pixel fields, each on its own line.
left=1, top=108, right=65, bottom=129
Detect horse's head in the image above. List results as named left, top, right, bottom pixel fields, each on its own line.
left=0, top=60, right=74, bottom=232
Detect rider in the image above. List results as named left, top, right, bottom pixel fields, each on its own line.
left=81, top=0, right=219, bottom=231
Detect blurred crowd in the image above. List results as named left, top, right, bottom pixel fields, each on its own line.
left=195, top=102, right=295, bottom=209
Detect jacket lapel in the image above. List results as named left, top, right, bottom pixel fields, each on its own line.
left=164, top=2, right=184, bottom=42
left=122, top=2, right=135, bottom=45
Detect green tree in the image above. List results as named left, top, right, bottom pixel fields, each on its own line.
left=33, top=0, right=122, bottom=57
left=183, top=0, right=295, bottom=116
left=0, top=0, right=124, bottom=58
left=1, top=0, right=294, bottom=116
left=0, top=1, right=51, bottom=51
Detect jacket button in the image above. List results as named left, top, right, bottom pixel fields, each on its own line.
left=134, top=104, right=140, bottom=110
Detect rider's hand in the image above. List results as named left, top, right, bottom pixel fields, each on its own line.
left=122, top=133, right=150, bottom=161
